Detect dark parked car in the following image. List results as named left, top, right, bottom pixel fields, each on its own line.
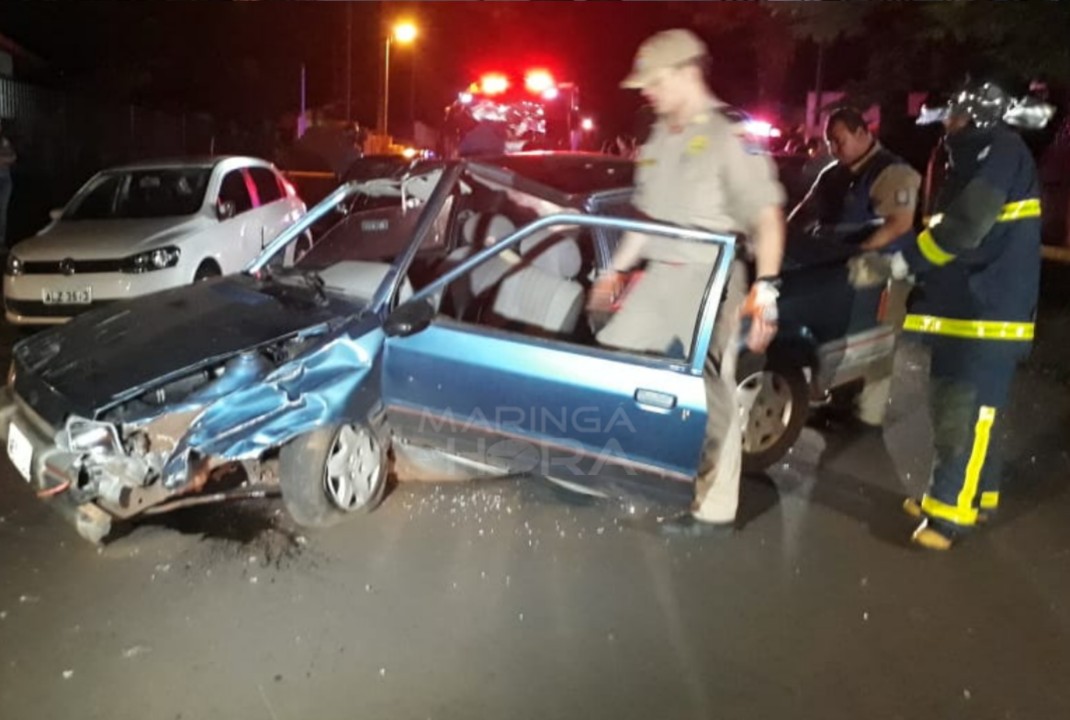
left=1, top=154, right=895, bottom=542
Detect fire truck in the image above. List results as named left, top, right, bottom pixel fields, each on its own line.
left=439, top=69, right=585, bottom=158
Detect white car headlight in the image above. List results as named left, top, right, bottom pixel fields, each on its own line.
left=123, top=246, right=181, bottom=273
left=5, top=254, right=23, bottom=276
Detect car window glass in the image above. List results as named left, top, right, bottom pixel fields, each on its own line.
left=219, top=170, right=254, bottom=214
left=432, top=184, right=720, bottom=364
left=249, top=167, right=283, bottom=205
left=65, top=168, right=211, bottom=220
left=287, top=165, right=446, bottom=281
left=68, top=174, right=122, bottom=219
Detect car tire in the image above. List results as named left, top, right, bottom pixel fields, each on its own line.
left=279, top=423, right=387, bottom=527
left=194, top=262, right=222, bottom=282
left=737, top=353, right=810, bottom=474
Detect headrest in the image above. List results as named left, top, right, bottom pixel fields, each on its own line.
left=463, top=213, right=516, bottom=247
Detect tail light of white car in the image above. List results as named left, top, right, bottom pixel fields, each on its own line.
left=123, top=247, right=181, bottom=273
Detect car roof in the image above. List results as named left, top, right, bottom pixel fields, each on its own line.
left=104, top=156, right=273, bottom=172
left=468, top=152, right=634, bottom=200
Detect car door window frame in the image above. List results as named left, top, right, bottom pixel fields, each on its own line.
left=403, top=210, right=736, bottom=377
left=248, top=166, right=284, bottom=207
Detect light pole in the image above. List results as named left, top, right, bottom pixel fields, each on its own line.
left=382, top=21, right=417, bottom=138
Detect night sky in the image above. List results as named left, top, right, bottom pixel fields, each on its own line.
left=0, top=1, right=826, bottom=141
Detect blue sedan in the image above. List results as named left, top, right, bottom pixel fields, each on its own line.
left=1, top=154, right=892, bottom=540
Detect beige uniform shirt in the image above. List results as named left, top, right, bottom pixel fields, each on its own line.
left=620, top=99, right=786, bottom=267
left=598, top=99, right=785, bottom=357
left=850, top=142, right=922, bottom=217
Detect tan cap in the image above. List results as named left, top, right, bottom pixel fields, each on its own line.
left=621, top=29, right=708, bottom=89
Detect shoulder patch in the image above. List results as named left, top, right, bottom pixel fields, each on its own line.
left=686, top=135, right=709, bottom=155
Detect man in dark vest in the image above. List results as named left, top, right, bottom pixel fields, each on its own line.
left=789, top=107, right=922, bottom=254
left=788, top=107, right=922, bottom=427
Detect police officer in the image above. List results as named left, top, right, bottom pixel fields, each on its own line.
left=789, top=107, right=922, bottom=427
left=895, top=80, right=1045, bottom=550
left=590, top=29, right=786, bottom=536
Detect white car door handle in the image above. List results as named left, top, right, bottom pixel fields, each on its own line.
left=634, top=389, right=676, bottom=411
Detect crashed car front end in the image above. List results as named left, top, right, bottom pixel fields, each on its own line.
left=0, top=173, right=426, bottom=543
left=0, top=321, right=377, bottom=543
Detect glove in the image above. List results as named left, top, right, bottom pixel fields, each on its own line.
left=889, top=251, right=911, bottom=281
left=847, top=252, right=892, bottom=288
left=742, top=278, right=780, bottom=324
left=741, top=279, right=780, bottom=353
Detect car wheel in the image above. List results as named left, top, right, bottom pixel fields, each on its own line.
left=279, top=423, right=387, bottom=527
left=737, top=355, right=809, bottom=473
left=194, top=262, right=221, bottom=282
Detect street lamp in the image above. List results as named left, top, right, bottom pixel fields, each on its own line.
left=382, top=21, right=417, bottom=138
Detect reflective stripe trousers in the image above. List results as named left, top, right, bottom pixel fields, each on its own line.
left=921, top=337, right=1023, bottom=533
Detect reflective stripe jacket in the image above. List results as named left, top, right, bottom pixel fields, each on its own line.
left=902, top=125, right=1041, bottom=347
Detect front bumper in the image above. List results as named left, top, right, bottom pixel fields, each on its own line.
left=0, top=387, right=113, bottom=542
left=3, top=267, right=186, bottom=325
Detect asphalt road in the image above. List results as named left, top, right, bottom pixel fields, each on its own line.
left=1, top=293, right=1069, bottom=720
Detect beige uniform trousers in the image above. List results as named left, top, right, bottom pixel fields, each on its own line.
left=692, top=261, right=749, bottom=522
left=597, top=258, right=750, bottom=523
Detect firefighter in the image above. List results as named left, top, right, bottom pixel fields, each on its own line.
left=894, top=80, right=1046, bottom=550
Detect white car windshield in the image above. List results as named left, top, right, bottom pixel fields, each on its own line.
left=64, top=167, right=212, bottom=220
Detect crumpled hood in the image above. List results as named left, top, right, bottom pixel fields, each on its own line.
left=14, top=216, right=209, bottom=260
left=13, top=275, right=366, bottom=424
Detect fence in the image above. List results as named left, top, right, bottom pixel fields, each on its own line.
left=0, top=76, right=274, bottom=244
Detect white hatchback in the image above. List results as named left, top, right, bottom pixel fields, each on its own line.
left=3, top=156, right=307, bottom=325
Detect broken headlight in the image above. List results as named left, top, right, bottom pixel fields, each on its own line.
left=63, top=416, right=123, bottom=455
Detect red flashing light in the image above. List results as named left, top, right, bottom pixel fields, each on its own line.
left=480, top=73, right=510, bottom=96
left=524, top=69, right=555, bottom=95
left=744, top=119, right=776, bottom=138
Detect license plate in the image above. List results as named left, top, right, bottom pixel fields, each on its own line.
left=7, top=422, right=33, bottom=482
left=42, top=287, right=92, bottom=305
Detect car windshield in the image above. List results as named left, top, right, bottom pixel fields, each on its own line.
left=64, top=167, right=212, bottom=220
left=258, top=164, right=451, bottom=304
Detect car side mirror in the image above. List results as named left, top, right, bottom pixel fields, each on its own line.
left=384, top=299, right=435, bottom=338
left=49, top=208, right=63, bottom=221
left=216, top=200, right=236, bottom=221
